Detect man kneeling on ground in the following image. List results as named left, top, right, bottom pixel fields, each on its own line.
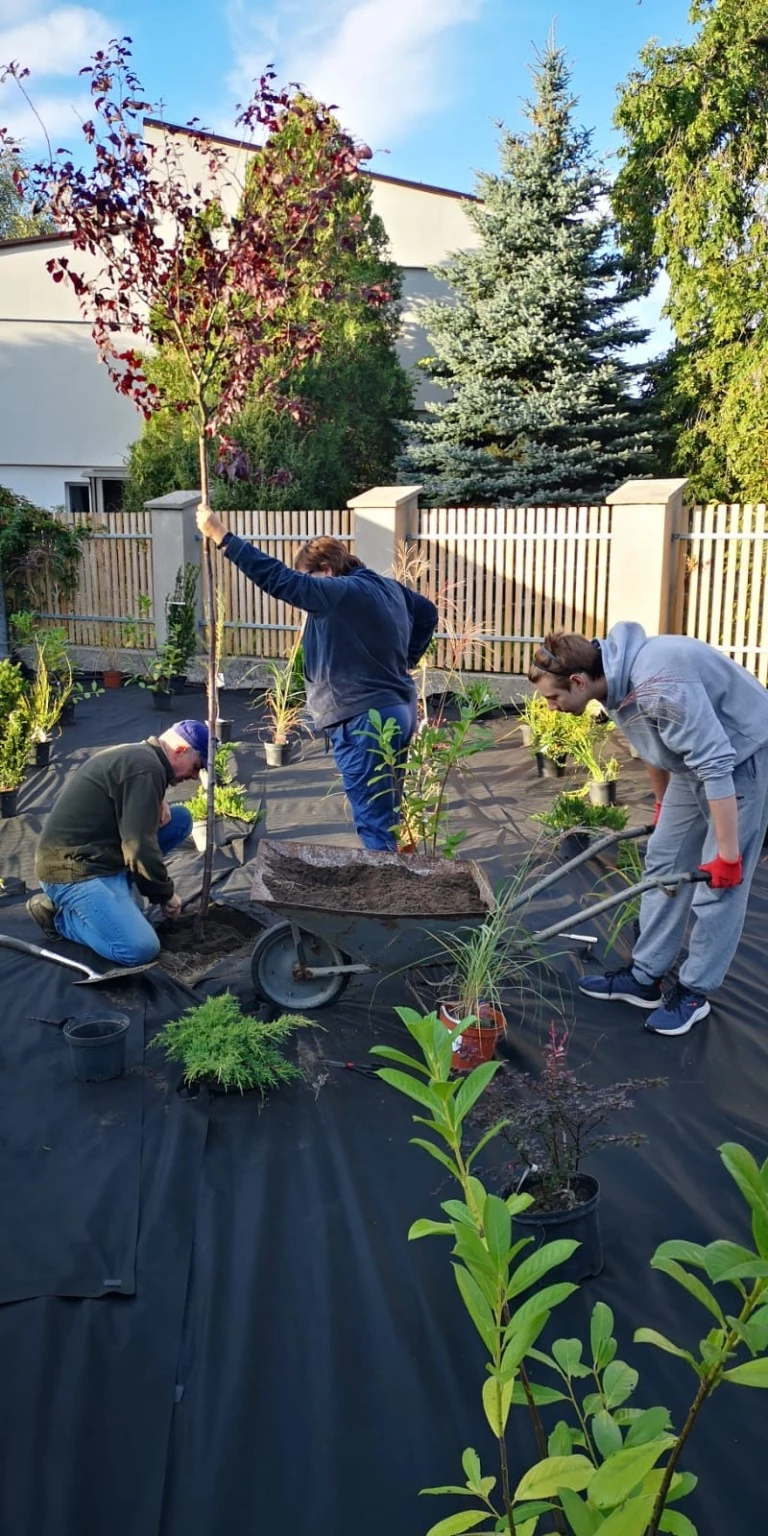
left=27, top=720, right=209, bottom=968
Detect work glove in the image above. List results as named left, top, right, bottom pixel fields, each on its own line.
left=699, top=854, right=743, bottom=889
left=653, top=800, right=664, bottom=827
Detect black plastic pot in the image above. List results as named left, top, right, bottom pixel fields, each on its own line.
left=60, top=699, right=76, bottom=726
left=64, top=1014, right=129, bottom=1082
left=265, top=740, right=288, bottom=768
left=215, top=717, right=233, bottom=743
left=588, top=779, right=617, bottom=807
left=0, top=789, right=19, bottom=818
left=561, top=830, right=591, bottom=858
left=152, top=688, right=174, bottom=711
left=514, top=1174, right=603, bottom=1283
left=170, top=674, right=187, bottom=694
left=537, top=753, right=566, bottom=780
left=35, top=739, right=52, bottom=769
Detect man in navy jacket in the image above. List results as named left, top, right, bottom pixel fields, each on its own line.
left=197, top=505, right=438, bottom=850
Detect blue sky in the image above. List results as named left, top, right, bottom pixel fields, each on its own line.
left=1, top=0, right=693, bottom=349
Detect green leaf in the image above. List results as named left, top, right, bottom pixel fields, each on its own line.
left=548, top=1421, right=574, bottom=1457
left=633, top=1328, right=697, bottom=1366
left=624, top=1407, right=673, bottom=1447
left=702, top=1240, right=768, bottom=1284
left=551, top=1338, right=587, bottom=1378
left=590, top=1409, right=623, bottom=1459
left=510, top=1380, right=567, bottom=1407
left=588, top=1439, right=676, bottom=1510
left=408, top=1218, right=455, bottom=1240
left=461, top=1447, right=482, bottom=1487
left=652, top=1240, right=708, bottom=1271
left=515, top=1455, right=594, bottom=1501
left=441, top=1199, right=476, bottom=1227
left=558, top=1486, right=600, bottom=1536
left=602, top=1360, right=639, bottom=1408
left=425, top=1512, right=492, bottom=1536
left=506, top=1240, right=579, bottom=1300
left=370, top=1043, right=430, bottom=1075
left=658, top=1513, right=699, bottom=1535
left=595, top=1495, right=656, bottom=1535
left=733, top=1304, right=768, bottom=1353
left=752, top=1205, right=768, bottom=1260
left=377, top=1067, right=438, bottom=1110
left=651, top=1257, right=726, bottom=1324
left=590, top=1301, right=614, bottom=1357
left=454, top=1265, right=497, bottom=1354
left=501, top=1311, right=550, bottom=1378
left=722, top=1358, right=768, bottom=1387
left=507, top=1283, right=577, bottom=1334
left=482, top=1374, right=513, bottom=1436
left=666, top=1471, right=698, bottom=1502
left=409, top=1137, right=459, bottom=1178
left=467, top=1118, right=510, bottom=1169
left=455, top=1061, right=501, bottom=1119
left=719, top=1143, right=768, bottom=1220
left=483, top=1194, right=512, bottom=1267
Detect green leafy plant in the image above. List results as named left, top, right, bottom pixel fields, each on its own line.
left=151, top=990, right=311, bottom=1093
left=519, top=692, right=553, bottom=754
left=0, top=487, right=87, bottom=614
left=563, top=703, right=619, bottom=786
left=375, top=1012, right=768, bottom=1536
left=430, top=864, right=552, bottom=1028
left=165, top=562, right=199, bottom=671
left=366, top=692, right=493, bottom=856
left=18, top=641, right=73, bottom=740
left=0, top=708, right=32, bottom=789
left=533, top=792, right=628, bottom=836
left=123, top=593, right=154, bottom=654
left=71, top=677, right=104, bottom=705
left=128, top=642, right=183, bottom=694
left=187, top=742, right=258, bottom=824
left=473, top=1022, right=665, bottom=1213
left=0, top=658, right=24, bottom=725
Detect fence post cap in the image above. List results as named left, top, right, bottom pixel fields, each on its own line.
left=347, top=485, right=422, bottom=509
left=144, top=490, right=202, bottom=511
left=606, top=478, right=689, bottom=507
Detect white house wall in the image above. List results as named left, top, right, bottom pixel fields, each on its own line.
left=0, top=123, right=481, bottom=510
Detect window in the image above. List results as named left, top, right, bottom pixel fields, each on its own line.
left=65, top=482, right=91, bottom=515
left=101, top=479, right=125, bottom=514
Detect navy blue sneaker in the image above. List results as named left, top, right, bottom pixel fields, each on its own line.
left=579, top=966, right=663, bottom=1010
left=644, top=982, right=710, bottom=1036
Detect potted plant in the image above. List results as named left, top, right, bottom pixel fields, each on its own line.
left=472, top=1023, right=665, bottom=1282
left=62, top=676, right=104, bottom=725
left=532, top=790, right=628, bottom=855
left=0, top=658, right=25, bottom=728
left=165, top=562, right=199, bottom=691
left=186, top=742, right=260, bottom=850
left=0, top=708, right=33, bottom=815
left=259, top=638, right=310, bottom=766
left=150, top=990, right=311, bottom=1094
left=18, top=641, right=74, bottom=767
left=517, top=689, right=549, bottom=751
left=99, top=627, right=124, bottom=688
left=128, top=641, right=181, bottom=710
left=566, top=701, right=620, bottom=804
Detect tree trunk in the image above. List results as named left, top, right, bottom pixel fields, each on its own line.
left=195, top=439, right=218, bottom=938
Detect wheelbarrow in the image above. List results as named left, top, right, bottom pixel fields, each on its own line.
left=247, top=829, right=711, bottom=1010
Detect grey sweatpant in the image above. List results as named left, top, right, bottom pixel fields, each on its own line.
left=631, top=747, right=768, bottom=995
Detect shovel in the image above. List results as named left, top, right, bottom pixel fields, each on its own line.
left=0, top=933, right=157, bottom=985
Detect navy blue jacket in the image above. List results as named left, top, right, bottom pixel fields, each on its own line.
left=222, top=535, right=439, bottom=731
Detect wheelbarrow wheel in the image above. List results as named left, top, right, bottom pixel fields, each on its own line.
left=250, top=921, right=350, bottom=1010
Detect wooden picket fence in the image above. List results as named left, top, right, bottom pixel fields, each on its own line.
left=675, top=503, right=768, bottom=684
left=218, top=508, right=355, bottom=656
left=411, top=504, right=613, bottom=673
left=41, top=510, right=154, bottom=649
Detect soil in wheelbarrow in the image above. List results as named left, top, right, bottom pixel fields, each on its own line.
left=260, top=848, right=487, bottom=916
left=155, top=907, right=264, bottom=985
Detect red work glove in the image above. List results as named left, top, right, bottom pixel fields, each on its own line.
left=653, top=800, right=664, bottom=827
left=700, top=855, right=743, bottom=889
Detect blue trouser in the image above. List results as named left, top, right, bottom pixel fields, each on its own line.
left=329, top=701, right=417, bottom=851
left=40, top=805, right=193, bottom=967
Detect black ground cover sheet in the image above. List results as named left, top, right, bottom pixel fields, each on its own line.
left=0, top=685, right=767, bottom=1535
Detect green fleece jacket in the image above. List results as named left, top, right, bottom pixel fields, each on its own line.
left=35, top=739, right=175, bottom=902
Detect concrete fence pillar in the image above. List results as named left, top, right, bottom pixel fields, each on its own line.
left=347, top=484, right=422, bottom=574
left=145, top=490, right=202, bottom=644
left=605, top=478, right=690, bottom=637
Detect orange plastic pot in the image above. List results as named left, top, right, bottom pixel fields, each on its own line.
left=439, top=1002, right=506, bottom=1073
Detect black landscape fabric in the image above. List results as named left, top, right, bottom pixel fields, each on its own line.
left=0, top=684, right=767, bottom=1535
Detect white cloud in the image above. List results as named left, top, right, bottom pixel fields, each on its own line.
left=0, top=5, right=115, bottom=151
left=226, top=0, right=483, bottom=147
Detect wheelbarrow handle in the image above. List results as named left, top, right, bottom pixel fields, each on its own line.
left=528, top=869, right=711, bottom=947
left=504, top=822, right=654, bottom=917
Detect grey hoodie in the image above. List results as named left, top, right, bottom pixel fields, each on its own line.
left=600, top=623, right=768, bottom=800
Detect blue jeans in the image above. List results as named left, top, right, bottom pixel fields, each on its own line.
left=330, top=701, right=417, bottom=851
left=40, top=805, right=193, bottom=967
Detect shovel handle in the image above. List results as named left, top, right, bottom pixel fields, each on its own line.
left=0, top=932, right=94, bottom=979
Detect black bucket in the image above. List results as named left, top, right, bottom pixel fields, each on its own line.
left=513, top=1175, right=603, bottom=1282
left=60, top=700, right=76, bottom=726
left=1, top=789, right=19, bottom=818
left=537, top=753, right=566, bottom=780
left=215, top=717, right=233, bottom=743
left=35, top=739, right=52, bottom=769
left=170, top=674, right=187, bottom=694
left=152, top=689, right=173, bottom=711
left=64, top=1014, right=129, bottom=1082
left=588, top=780, right=617, bottom=807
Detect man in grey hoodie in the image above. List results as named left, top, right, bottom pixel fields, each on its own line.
left=528, top=624, right=768, bottom=1035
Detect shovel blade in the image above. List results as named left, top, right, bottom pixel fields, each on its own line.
left=74, top=961, right=158, bottom=985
